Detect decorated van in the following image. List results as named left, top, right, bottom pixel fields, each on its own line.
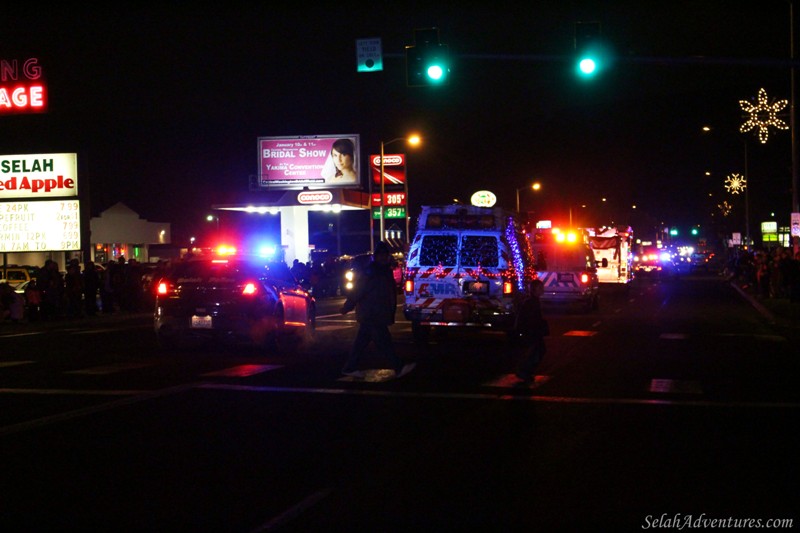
left=402, top=205, right=538, bottom=342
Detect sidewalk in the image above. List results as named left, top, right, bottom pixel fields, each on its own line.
left=730, top=280, right=800, bottom=329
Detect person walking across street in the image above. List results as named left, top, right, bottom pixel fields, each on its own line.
left=514, top=279, right=549, bottom=384
left=340, top=241, right=414, bottom=379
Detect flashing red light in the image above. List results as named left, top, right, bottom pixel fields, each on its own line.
left=242, top=282, right=258, bottom=295
left=580, top=272, right=590, bottom=284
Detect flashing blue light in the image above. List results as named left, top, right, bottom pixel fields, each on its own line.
left=257, top=244, right=277, bottom=258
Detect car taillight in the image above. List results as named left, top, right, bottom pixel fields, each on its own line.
left=156, top=281, right=170, bottom=295
left=242, top=282, right=258, bottom=295
left=404, top=279, right=414, bottom=293
left=580, top=273, right=590, bottom=284
left=503, top=281, right=513, bottom=294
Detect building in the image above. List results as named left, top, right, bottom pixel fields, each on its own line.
left=1, top=202, right=172, bottom=271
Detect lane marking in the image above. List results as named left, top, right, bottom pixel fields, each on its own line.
left=0, top=388, right=145, bottom=395
left=718, top=333, right=786, bottom=342
left=484, top=374, right=551, bottom=388
left=563, top=330, right=597, bottom=337
left=203, top=364, right=282, bottom=377
left=0, top=361, right=34, bottom=368
left=314, top=325, right=351, bottom=332
left=251, top=488, right=333, bottom=533
left=649, top=378, right=703, bottom=395
left=0, top=383, right=199, bottom=437
left=65, top=361, right=155, bottom=375
left=196, top=383, right=800, bottom=409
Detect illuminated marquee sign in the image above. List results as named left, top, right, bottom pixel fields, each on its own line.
left=0, top=153, right=78, bottom=199
left=0, top=200, right=81, bottom=252
left=470, top=190, right=496, bottom=207
left=370, top=153, right=406, bottom=185
left=0, top=58, right=47, bottom=115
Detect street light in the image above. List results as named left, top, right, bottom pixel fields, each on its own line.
left=206, top=214, right=220, bottom=231
left=377, top=134, right=421, bottom=251
left=516, top=182, right=541, bottom=213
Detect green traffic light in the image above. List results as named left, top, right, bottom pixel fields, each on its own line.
left=426, top=64, right=445, bottom=81
left=406, top=41, right=449, bottom=87
left=578, top=57, right=597, bottom=76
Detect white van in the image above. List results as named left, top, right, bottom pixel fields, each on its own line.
left=403, top=205, right=538, bottom=341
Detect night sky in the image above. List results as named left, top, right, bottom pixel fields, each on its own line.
left=1, top=2, right=796, bottom=247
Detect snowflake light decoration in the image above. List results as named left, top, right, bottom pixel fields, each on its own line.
left=717, top=200, right=732, bottom=217
left=724, top=173, right=747, bottom=194
left=740, top=88, right=788, bottom=144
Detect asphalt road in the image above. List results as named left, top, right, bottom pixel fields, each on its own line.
left=0, top=274, right=797, bottom=532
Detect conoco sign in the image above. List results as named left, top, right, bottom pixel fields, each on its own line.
left=297, top=190, right=333, bottom=204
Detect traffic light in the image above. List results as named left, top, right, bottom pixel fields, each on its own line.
left=406, top=43, right=450, bottom=86
left=406, top=28, right=450, bottom=87
left=574, top=21, right=607, bottom=79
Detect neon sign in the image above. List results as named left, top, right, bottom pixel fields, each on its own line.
left=0, top=58, right=47, bottom=114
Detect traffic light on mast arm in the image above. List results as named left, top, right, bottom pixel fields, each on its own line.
left=574, top=21, right=608, bottom=78
left=406, top=28, right=450, bottom=87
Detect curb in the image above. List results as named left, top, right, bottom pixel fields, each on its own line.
left=730, top=282, right=776, bottom=324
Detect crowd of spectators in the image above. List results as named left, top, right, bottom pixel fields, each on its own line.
left=723, top=245, right=800, bottom=302
left=1, top=256, right=169, bottom=324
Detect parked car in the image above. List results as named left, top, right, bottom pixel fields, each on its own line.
left=0, top=265, right=38, bottom=289
left=153, top=252, right=315, bottom=352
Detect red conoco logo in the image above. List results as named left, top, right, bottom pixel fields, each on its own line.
left=370, top=155, right=403, bottom=166
left=297, top=191, right=333, bottom=204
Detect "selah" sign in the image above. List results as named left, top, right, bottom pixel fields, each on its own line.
left=0, top=153, right=78, bottom=199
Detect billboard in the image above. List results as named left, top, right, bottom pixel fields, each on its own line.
left=0, top=153, right=78, bottom=199
left=257, top=135, right=360, bottom=189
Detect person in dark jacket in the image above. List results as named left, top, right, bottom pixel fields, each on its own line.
left=514, top=279, right=549, bottom=383
left=339, top=241, right=414, bottom=379
left=82, top=260, right=100, bottom=316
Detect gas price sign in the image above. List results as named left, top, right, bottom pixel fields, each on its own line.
left=0, top=200, right=81, bottom=252
left=372, top=207, right=406, bottom=219
left=371, top=192, right=406, bottom=206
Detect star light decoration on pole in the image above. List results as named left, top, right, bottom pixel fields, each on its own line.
left=739, top=87, right=789, bottom=143
left=725, top=173, right=747, bottom=194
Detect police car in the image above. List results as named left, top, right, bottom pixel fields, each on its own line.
left=153, top=245, right=316, bottom=352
